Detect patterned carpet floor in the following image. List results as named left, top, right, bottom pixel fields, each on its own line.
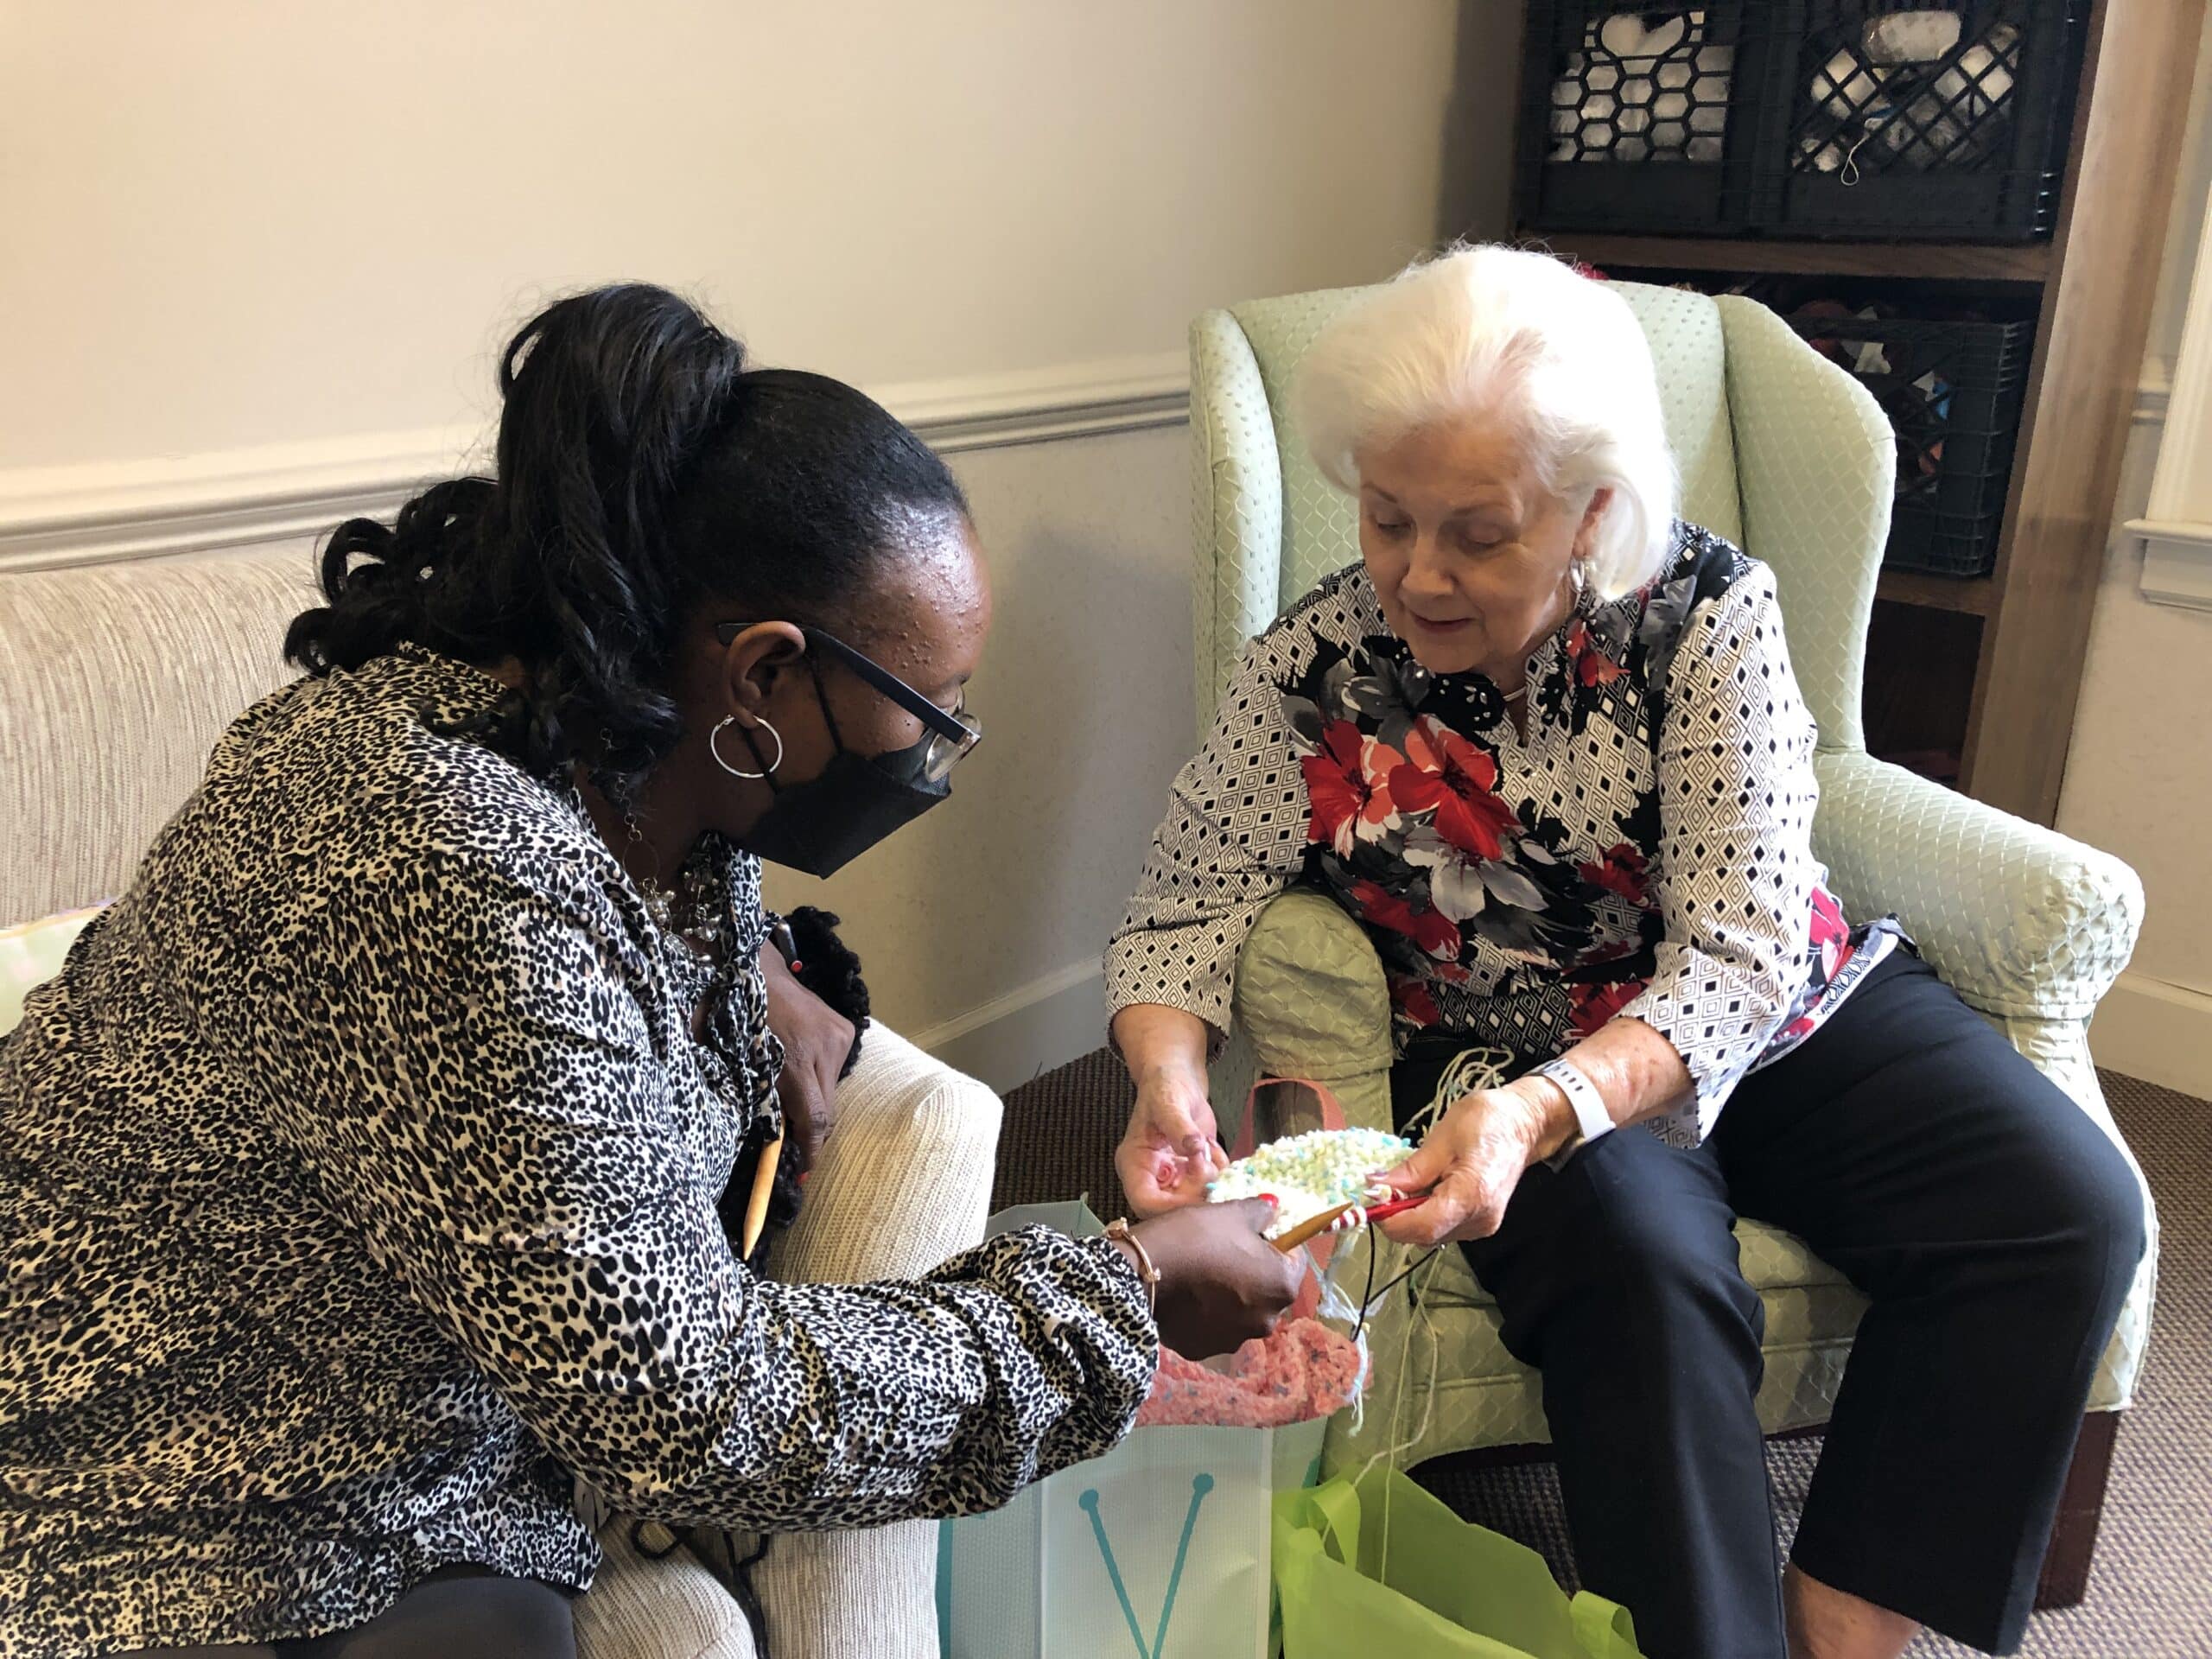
left=995, top=1058, right=2210, bottom=1657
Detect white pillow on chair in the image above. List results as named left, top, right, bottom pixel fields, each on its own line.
left=0, top=904, right=105, bottom=1038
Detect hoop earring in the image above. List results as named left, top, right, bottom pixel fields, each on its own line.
left=711, top=715, right=781, bottom=779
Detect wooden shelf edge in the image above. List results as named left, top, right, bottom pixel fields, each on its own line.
left=1875, top=569, right=1999, bottom=615
left=1960, top=0, right=2209, bottom=823
left=1522, top=230, right=2053, bottom=283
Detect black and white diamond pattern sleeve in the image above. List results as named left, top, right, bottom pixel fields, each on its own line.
left=1619, top=563, right=1824, bottom=1135
left=1103, top=619, right=1322, bottom=1038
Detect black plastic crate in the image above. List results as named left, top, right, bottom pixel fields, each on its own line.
left=1788, top=308, right=2033, bottom=575
left=1516, top=4, right=1793, bottom=235
left=1757, top=0, right=2088, bottom=239
left=1515, top=1, right=2088, bottom=242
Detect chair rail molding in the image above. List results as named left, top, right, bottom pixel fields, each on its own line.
left=0, top=352, right=1191, bottom=575
left=2126, top=176, right=2212, bottom=613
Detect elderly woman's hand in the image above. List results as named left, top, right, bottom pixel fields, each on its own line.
left=1370, top=1083, right=1563, bottom=1248
left=1116, top=1060, right=1230, bottom=1217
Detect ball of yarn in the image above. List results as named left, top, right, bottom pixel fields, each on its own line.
left=1862, top=9, right=1961, bottom=65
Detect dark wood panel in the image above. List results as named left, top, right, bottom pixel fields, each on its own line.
left=2035, top=1412, right=2120, bottom=1609
left=1522, top=232, right=2052, bottom=283
left=1866, top=602, right=1982, bottom=785
left=1961, top=0, right=2209, bottom=823
left=1875, top=569, right=1999, bottom=616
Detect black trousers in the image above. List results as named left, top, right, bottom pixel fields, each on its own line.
left=118, top=1567, right=575, bottom=1658
left=1392, top=952, right=2145, bottom=1658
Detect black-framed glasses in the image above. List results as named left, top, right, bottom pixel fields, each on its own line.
left=713, top=621, right=982, bottom=784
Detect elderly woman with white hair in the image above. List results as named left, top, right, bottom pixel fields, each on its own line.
left=1105, top=246, right=2141, bottom=1659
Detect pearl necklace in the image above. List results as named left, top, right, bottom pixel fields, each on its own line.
left=638, top=874, right=678, bottom=930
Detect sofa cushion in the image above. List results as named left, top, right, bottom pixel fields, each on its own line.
left=1, top=543, right=310, bottom=921
left=0, top=903, right=105, bottom=1038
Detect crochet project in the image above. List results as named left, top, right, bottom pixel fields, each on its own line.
left=1207, top=1127, right=1415, bottom=1241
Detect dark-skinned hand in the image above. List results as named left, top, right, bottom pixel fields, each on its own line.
left=1117, top=1198, right=1304, bottom=1359
left=758, top=942, right=855, bottom=1173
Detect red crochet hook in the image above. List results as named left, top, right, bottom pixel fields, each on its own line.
left=1270, top=1191, right=1432, bottom=1253
left=1362, top=1193, right=1431, bottom=1224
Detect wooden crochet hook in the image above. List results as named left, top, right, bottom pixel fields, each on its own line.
left=1269, top=1192, right=1430, bottom=1253
left=741, top=1135, right=783, bottom=1257
left=1270, top=1202, right=1356, bottom=1253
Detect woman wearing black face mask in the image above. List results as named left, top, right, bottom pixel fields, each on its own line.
left=0, top=285, right=1301, bottom=1659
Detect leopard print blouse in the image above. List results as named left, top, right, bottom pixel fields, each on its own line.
left=0, top=646, right=1154, bottom=1657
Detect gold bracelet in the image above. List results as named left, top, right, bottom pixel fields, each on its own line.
left=1103, top=1217, right=1160, bottom=1313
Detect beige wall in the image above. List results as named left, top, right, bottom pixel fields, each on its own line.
left=2062, top=12, right=2212, bottom=1095
left=10, top=0, right=2193, bottom=1090
left=1, top=0, right=1496, bottom=469
left=1, top=0, right=1518, bottom=1085
left=761, top=425, right=1196, bottom=1075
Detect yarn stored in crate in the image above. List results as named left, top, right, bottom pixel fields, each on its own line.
left=1807, top=17, right=2021, bottom=176
left=1549, top=10, right=1733, bottom=164
left=1862, top=9, right=1961, bottom=65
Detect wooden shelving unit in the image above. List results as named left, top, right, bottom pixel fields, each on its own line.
left=1872, top=568, right=1998, bottom=617
left=1526, top=0, right=2204, bottom=826
left=1541, top=232, right=2052, bottom=284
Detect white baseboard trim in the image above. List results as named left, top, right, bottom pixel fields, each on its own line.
left=0, top=429, right=487, bottom=574
left=912, top=959, right=1108, bottom=1096
left=2090, top=971, right=2212, bottom=1100
left=0, top=352, right=1190, bottom=575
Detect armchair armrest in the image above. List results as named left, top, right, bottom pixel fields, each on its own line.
left=1232, top=888, right=1395, bottom=1132
left=1810, top=752, right=2145, bottom=1021
left=741, top=1026, right=1001, bottom=1659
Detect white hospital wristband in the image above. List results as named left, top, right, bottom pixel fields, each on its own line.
left=1535, top=1057, right=1613, bottom=1158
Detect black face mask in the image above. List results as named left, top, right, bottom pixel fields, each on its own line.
left=733, top=680, right=952, bottom=879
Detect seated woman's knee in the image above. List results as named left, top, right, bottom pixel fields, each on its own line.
left=1553, top=1140, right=1751, bottom=1317
left=2032, top=1124, right=2145, bottom=1313
left=1965, top=1075, right=2149, bottom=1320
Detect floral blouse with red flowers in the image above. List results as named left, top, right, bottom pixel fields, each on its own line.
left=1106, top=522, right=1902, bottom=1144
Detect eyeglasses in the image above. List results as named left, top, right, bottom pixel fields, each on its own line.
left=713, top=621, right=982, bottom=785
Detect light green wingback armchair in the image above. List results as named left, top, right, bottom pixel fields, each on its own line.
left=1190, top=280, right=2156, bottom=1599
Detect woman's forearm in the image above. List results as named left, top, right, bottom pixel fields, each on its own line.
left=1110, top=1002, right=1211, bottom=1086
left=1375, top=1014, right=1698, bottom=1246
left=1522, top=1013, right=1689, bottom=1159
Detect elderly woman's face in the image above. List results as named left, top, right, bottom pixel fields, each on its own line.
left=1357, top=417, right=1605, bottom=681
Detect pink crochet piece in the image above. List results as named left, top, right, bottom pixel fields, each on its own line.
left=1136, top=1317, right=1363, bottom=1430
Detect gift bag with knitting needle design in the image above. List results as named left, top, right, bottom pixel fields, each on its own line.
left=938, top=1200, right=1321, bottom=1659
left=939, top=1421, right=1276, bottom=1659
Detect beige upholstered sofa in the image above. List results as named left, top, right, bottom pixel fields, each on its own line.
left=2, top=543, right=998, bottom=1659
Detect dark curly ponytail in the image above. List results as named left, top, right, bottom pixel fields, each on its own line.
left=284, top=283, right=967, bottom=797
